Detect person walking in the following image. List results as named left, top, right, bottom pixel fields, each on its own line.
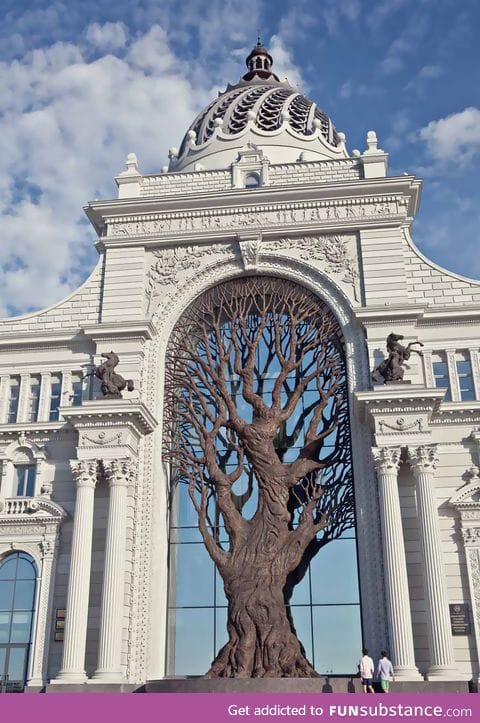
left=376, top=651, right=395, bottom=693
left=358, top=648, right=375, bottom=693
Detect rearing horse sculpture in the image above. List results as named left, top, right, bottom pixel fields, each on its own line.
left=372, top=333, right=424, bottom=384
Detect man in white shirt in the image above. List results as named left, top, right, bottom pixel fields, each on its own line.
left=358, top=648, right=375, bottom=693
left=377, top=650, right=395, bottom=693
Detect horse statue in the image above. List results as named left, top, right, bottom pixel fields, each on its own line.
left=372, top=333, right=424, bottom=384
left=85, top=351, right=134, bottom=398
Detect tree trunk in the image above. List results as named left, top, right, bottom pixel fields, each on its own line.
left=206, top=532, right=318, bottom=678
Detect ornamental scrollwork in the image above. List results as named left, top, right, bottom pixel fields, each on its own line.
left=378, top=417, right=424, bottom=434
left=264, top=235, right=359, bottom=301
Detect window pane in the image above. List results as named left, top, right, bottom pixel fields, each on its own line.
left=0, top=582, right=14, bottom=611
left=10, top=612, right=33, bottom=643
left=8, top=378, right=20, bottom=423
left=27, top=377, right=41, bottom=422
left=13, top=581, right=35, bottom=610
left=170, top=543, right=214, bottom=607
left=170, top=608, right=214, bottom=675
left=290, top=606, right=313, bottom=665
left=72, top=377, right=83, bottom=406
left=0, top=612, right=11, bottom=643
left=0, top=558, right=17, bottom=581
left=0, top=646, right=5, bottom=676
left=49, top=375, right=62, bottom=421
left=312, top=605, right=362, bottom=674
left=7, top=646, right=27, bottom=682
left=14, top=466, right=36, bottom=497
left=16, top=556, right=36, bottom=580
left=310, top=539, right=360, bottom=604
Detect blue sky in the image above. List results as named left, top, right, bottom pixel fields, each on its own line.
left=0, top=0, right=479, bottom=316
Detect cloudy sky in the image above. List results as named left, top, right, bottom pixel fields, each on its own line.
left=1, top=0, right=479, bottom=317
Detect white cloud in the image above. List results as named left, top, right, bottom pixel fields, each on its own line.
left=418, top=107, right=480, bottom=166
left=0, top=25, right=210, bottom=317
left=85, top=21, right=128, bottom=51
left=268, top=34, right=307, bottom=92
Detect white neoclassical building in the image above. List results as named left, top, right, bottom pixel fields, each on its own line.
left=1, top=43, right=480, bottom=692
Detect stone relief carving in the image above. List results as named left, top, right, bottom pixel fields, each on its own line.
left=263, top=235, right=359, bottom=301
left=146, top=243, right=233, bottom=312
left=463, top=527, right=480, bottom=546
left=239, top=237, right=261, bottom=270
left=407, top=445, right=438, bottom=472
left=468, top=549, right=480, bottom=644
left=372, top=446, right=401, bottom=473
left=108, top=198, right=401, bottom=238
left=378, top=417, right=424, bottom=434
left=82, top=431, right=123, bottom=446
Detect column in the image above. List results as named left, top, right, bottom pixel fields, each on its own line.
left=91, top=459, right=135, bottom=681
left=372, top=447, right=422, bottom=679
left=0, top=375, right=10, bottom=423
left=28, top=538, right=58, bottom=686
left=445, top=349, right=460, bottom=401
left=53, top=459, right=98, bottom=683
left=408, top=446, right=459, bottom=679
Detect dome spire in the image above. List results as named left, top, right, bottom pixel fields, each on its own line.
left=242, top=38, right=279, bottom=82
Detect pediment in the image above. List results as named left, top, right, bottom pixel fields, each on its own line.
left=450, top=482, right=480, bottom=509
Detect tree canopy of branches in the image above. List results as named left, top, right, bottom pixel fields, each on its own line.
left=164, top=277, right=354, bottom=678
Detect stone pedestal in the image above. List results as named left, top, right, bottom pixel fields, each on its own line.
left=373, top=447, right=422, bottom=680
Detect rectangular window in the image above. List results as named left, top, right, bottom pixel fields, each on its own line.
left=456, top=353, right=475, bottom=401
left=71, top=373, right=83, bottom=407
left=432, top=354, right=451, bottom=401
left=49, top=374, right=62, bottom=421
left=26, top=376, right=41, bottom=423
left=7, top=377, right=21, bottom=424
left=14, top=465, right=36, bottom=497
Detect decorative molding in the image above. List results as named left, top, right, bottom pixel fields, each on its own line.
left=463, top=528, right=480, bottom=546
left=407, top=445, right=438, bottom=473
left=238, top=234, right=261, bottom=270
left=372, top=446, right=401, bottom=473
left=70, top=459, right=99, bottom=488
left=264, top=235, right=359, bottom=301
left=106, top=196, right=403, bottom=238
left=83, top=431, right=123, bottom=446
left=378, top=417, right=424, bottom=434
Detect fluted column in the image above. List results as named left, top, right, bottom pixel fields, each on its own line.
left=53, top=460, right=98, bottom=683
left=408, top=446, right=459, bottom=679
left=373, top=447, right=422, bottom=679
left=91, top=459, right=135, bottom=681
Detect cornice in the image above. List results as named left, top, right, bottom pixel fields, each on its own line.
left=0, top=328, right=93, bottom=350
left=82, top=320, right=157, bottom=342
left=60, top=400, right=157, bottom=435
left=355, top=304, right=480, bottom=326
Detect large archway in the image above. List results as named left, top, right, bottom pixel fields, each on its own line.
left=163, top=276, right=361, bottom=677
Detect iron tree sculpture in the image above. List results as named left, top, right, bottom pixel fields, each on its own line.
left=164, top=277, right=354, bottom=678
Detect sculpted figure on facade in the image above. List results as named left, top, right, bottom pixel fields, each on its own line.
left=372, top=333, right=424, bottom=384
left=86, top=352, right=134, bottom=398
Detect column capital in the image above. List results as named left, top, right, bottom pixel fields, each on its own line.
left=70, top=459, right=99, bottom=489
left=372, top=446, right=401, bottom=473
left=102, top=458, right=137, bottom=487
left=407, top=445, right=438, bottom=474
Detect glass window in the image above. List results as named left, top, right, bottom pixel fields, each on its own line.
left=71, top=373, right=83, bottom=406
left=26, top=376, right=41, bottom=423
left=456, top=354, right=475, bottom=401
left=13, top=465, right=36, bottom=497
left=245, top=173, right=260, bottom=188
left=0, top=553, right=36, bottom=687
left=312, top=605, right=362, bottom=674
left=432, top=355, right=451, bottom=401
left=49, top=374, right=62, bottom=421
left=7, top=377, right=20, bottom=424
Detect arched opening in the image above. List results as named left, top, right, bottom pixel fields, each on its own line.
left=244, top=173, right=260, bottom=189
left=0, top=552, right=37, bottom=691
left=163, top=276, right=361, bottom=677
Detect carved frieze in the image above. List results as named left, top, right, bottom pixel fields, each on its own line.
left=463, top=527, right=480, bottom=546
left=108, top=197, right=401, bottom=238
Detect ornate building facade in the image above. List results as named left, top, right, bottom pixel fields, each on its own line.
left=1, top=43, right=480, bottom=690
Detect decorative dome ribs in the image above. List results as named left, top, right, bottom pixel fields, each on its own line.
left=180, top=85, right=339, bottom=150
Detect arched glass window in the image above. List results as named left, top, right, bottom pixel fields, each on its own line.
left=165, top=277, right=361, bottom=677
left=244, top=172, right=260, bottom=189
left=0, top=552, right=37, bottom=690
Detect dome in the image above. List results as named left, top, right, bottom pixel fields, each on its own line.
left=169, top=43, right=347, bottom=173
